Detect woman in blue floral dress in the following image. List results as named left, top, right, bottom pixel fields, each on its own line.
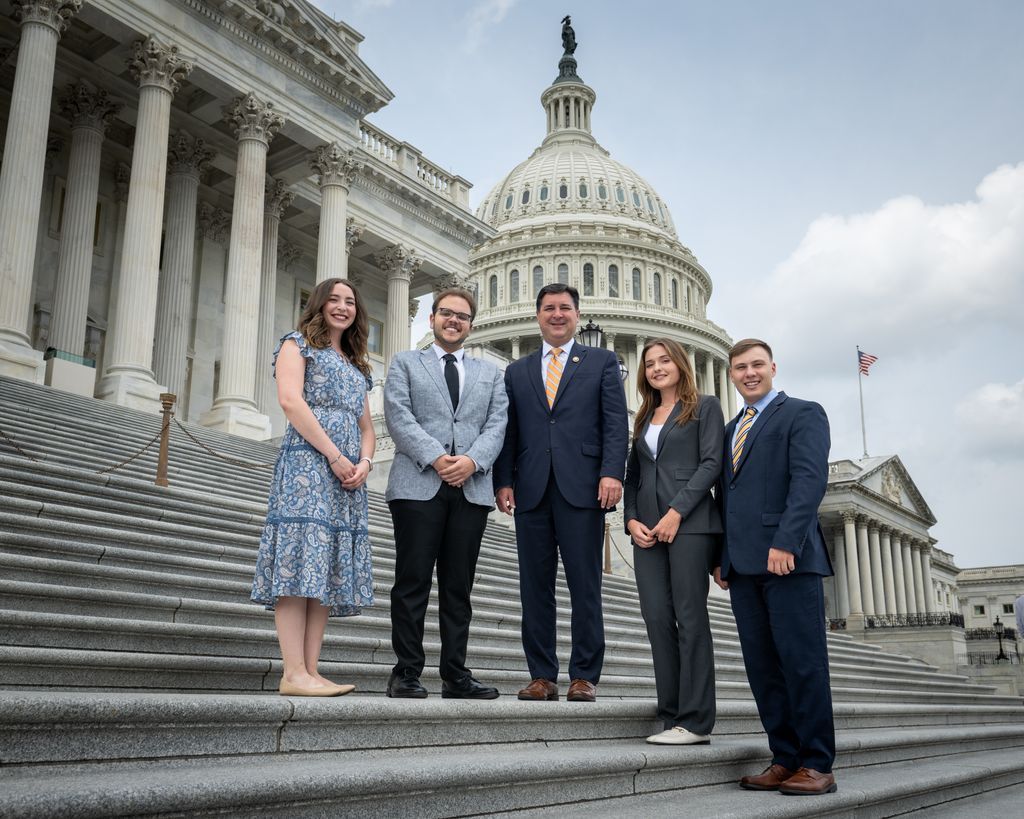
left=252, top=277, right=375, bottom=697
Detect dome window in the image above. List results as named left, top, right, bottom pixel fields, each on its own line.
left=597, top=182, right=608, bottom=200
left=533, top=265, right=544, bottom=293
left=652, top=272, right=662, bottom=305
left=615, top=185, right=626, bottom=204
left=632, top=267, right=642, bottom=301
left=579, top=180, right=588, bottom=199
left=510, top=269, right=520, bottom=302
left=490, top=199, right=499, bottom=218
left=646, top=194, right=655, bottom=214
left=521, top=188, right=531, bottom=205
left=557, top=263, right=569, bottom=284
left=559, top=182, right=569, bottom=200
left=539, top=184, right=549, bottom=201
left=632, top=189, right=642, bottom=208
left=608, top=264, right=619, bottom=298
left=489, top=274, right=498, bottom=307
left=671, top=278, right=679, bottom=309
left=583, top=263, right=594, bottom=296
left=657, top=201, right=667, bottom=222
left=505, top=192, right=514, bottom=210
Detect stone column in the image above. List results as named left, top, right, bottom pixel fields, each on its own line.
left=48, top=83, right=120, bottom=357
left=686, top=346, right=697, bottom=379
left=921, top=546, right=935, bottom=614
left=256, top=179, right=294, bottom=414
left=891, top=532, right=908, bottom=615
left=509, top=336, right=521, bottom=360
left=311, top=143, right=360, bottom=283
left=199, top=92, right=284, bottom=439
left=96, top=36, right=192, bottom=412
left=842, top=512, right=863, bottom=614
left=911, top=542, right=926, bottom=615
left=605, top=331, right=616, bottom=352
left=628, top=336, right=646, bottom=413
left=856, top=516, right=875, bottom=616
left=376, top=245, right=421, bottom=365
left=832, top=527, right=849, bottom=617
left=0, top=0, right=81, bottom=381
left=702, top=352, right=714, bottom=396
left=151, top=131, right=214, bottom=399
left=901, top=537, right=918, bottom=615
left=718, top=359, right=730, bottom=409
left=868, top=523, right=886, bottom=615
left=879, top=527, right=898, bottom=616
left=103, top=162, right=130, bottom=353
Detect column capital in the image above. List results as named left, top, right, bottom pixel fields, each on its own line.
left=867, top=520, right=881, bottom=535
left=374, top=244, right=422, bottom=281
left=311, top=142, right=361, bottom=189
left=12, top=0, right=80, bottom=36
left=605, top=332, right=617, bottom=344
left=345, top=217, right=364, bottom=253
left=224, top=92, right=284, bottom=146
left=432, top=271, right=471, bottom=292
left=409, top=297, right=420, bottom=321
left=277, top=238, right=302, bottom=269
left=59, top=83, right=120, bottom=132
left=129, top=36, right=193, bottom=93
left=114, top=162, right=131, bottom=203
left=196, top=201, right=230, bottom=243
left=841, top=510, right=857, bottom=524
left=167, top=130, right=215, bottom=177
left=264, top=178, right=294, bottom=219
left=508, top=335, right=521, bottom=345
left=855, top=513, right=870, bottom=527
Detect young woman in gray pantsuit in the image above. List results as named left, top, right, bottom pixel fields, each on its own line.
left=624, top=338, right=725, bottom=745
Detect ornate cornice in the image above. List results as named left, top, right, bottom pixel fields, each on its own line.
left=12, top=0, right=80, bottom=36
left=311, top=142, right=361, bottom=189
left=129, top=36, right=193, bottom=94
left=224, top=92, right=285, bottom=145
left=167, top=130, right=216, bottom=176
left=58, top=83, right=121, bottom=132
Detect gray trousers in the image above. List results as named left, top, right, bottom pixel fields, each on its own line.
left=633, top=532, right=717, bottom=735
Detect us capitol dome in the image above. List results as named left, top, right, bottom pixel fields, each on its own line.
left=467, top=25, right=737, bottom=417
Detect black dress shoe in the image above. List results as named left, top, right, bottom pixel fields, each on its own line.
left=441, top=675, right=500, bottom=699
left=386, top=670, right=428, bottom=698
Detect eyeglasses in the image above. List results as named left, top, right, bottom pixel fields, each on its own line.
left=436, top=307, right=473, bottom=324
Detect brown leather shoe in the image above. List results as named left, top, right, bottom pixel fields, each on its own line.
left=739, top=763, right=797, bottom=791
left=779, top=767, right=837, bottom=795
left=566, top=678, right=597, bottom=702
left=517, top=678, right=558, bottom=701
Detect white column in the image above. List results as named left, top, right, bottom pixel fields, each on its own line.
left=48, top=83, right=119, bottom=356
left=868, top=523, right=886, bottom=615
left=606, top=331, right=616, bottom=352
left=702, top=352, right=714, bottom=396
left=0, top=0, right=81, bottom=381
left=103, top=161, right=130, bottom=362
left=311, top=142, right=360, bottom=283
left=892, top=532, right=908, bottom=615
left=628, top=336, right=646, bottom=414
left=921, top=546, right=935, bottom=614
left=152, top=131, right=213, bottom=398
left=96, top=36, right=192, bottom=412
left=256, top=179, right=293, bottom=414
left=843, top=512, right=863, bottom=614
left=376, top=245, right=421, bottom=364
left=911, top=542, right=926, bottom=615
left=510, top=335, right=521, bottom=360
left=199, top=92, right=283, bottom=440
left=879, top=527, right=898, bottom=617
left=902, top=537, right=918, bottom=615
left=717, top=359, right=729, bottom=410
left=856, top=516, right=875, bottom=616
left=832, top=527, right=849, bottom=618
left=686, top=346, right=697, bottom=378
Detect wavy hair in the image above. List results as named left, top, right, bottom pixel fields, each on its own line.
left=297, top=278, right=371, bottom=378
left=633, top=337, right=699, bottom=441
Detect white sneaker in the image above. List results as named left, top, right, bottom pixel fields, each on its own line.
left=645, top=726, right=711, bottom=745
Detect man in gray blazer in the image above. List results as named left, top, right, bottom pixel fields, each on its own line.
left=383, top=287, right=508, bottom=699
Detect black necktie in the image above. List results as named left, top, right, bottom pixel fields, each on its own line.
left=443, top=353, right=459, bottom=411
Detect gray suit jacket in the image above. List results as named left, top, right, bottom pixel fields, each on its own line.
left=623, top=394, right=725, bottom=537
left=384, top=348, right=508, bottom=507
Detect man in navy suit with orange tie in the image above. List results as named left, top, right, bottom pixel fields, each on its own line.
left=494, top=283, right=628, bottom=702
left=715, top=338, right=837, bottom=796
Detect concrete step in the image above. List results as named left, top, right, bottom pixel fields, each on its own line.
left=1, top=724, right=1021, bottom=818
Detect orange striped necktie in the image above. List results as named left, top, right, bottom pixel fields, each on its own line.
left=545, top=347, right=564, bottom=408
left=731, top=406, right=757, bottom=471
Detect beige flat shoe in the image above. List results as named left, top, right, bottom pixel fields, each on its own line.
left=278, top=679, right=342, bottom=697
left=328, top=683, right=356, bottom=696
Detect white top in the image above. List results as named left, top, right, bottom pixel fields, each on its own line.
left=645, top=422, right=664, bottom=458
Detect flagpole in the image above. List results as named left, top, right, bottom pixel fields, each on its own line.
left=857, top=345, right=868, bottom=458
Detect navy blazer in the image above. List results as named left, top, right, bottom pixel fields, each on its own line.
left=493, top=344, right=628, bottom=513
left=623, top=394, right=724, bottom=537
left=718, top=392, right=833, bottom=578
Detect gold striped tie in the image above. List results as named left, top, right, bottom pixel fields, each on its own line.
left=545, top=347, right=564, bottom=408
left=731, top=407, right=757, bottom=471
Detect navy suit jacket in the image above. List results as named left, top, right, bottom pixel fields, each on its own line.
left=719, top=392, right=833, bottom=578
left=493, top=344, right=628, bottom=513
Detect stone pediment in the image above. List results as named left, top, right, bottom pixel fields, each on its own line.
left=828, top=455, right=936, bottom=524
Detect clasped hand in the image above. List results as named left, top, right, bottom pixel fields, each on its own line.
left=434, top=454, right=475, bottom=487
left=627, top=507, right=681, bottom=549
left=329, top=455, right=369, bottom=490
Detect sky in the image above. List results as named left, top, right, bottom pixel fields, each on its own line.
left=314, top=0, right=1024, bottom=570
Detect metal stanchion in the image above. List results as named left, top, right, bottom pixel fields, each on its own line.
left=155, top=393, right=176, bottom=487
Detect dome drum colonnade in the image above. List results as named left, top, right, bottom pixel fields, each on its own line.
left=0, top=0, right=486, bottom=439
left=468, top=33, right=736, bottom=416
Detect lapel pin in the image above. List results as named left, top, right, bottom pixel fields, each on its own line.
left=572, top=356, right=580, bottom=363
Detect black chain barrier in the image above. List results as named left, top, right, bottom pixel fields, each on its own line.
left=171, top=418, right=275, bottom=470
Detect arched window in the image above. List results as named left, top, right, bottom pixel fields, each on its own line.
left=509, top=269, right=520, bottom=302
left=579, top=180, right=588, bottom=198
left=521, top=188, right=530, bottom=205
left=583, top=263, right=594, bottom=296
left=652, top=272, right=662, bottom=305
left=539, top=184, right=549, bottom=201
left=504, top=192, right=514, bottom=210
left=597, top=181, right=608, bottom=200
left=670, top=278, right=679, bottom=309
left=558, top=181, right=569, bottom=200
left=557, top=263, right=569, bottom=284
left=489, top=274, right=498, bottom=307
left=533, top=265, right=544, bottom=294
left=632, top=267, right=642, bottom=301
left=646, top=194, right=655, bottom=214
left=615, top=185, right=626, bottom=204
left=632, top=189, right=642, bottom=208
left=490, top=199, right=498, bottom=218
left=608, top=264, right=619, bottom=298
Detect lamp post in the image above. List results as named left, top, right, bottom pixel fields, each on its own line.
left=578, top=319, right=628, bottom=382
left=994, top=615, right=1008, bottom=661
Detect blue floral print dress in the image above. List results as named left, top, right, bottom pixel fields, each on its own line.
left=251, top=332, right=374, bottom=616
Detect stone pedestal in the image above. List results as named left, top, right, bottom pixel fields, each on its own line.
left=44, top=355, right=95, bottom=397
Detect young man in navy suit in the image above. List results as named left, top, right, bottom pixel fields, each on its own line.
left=715, top=338, right=837, bottom=796
left=494, top=283, right=628, bottom=702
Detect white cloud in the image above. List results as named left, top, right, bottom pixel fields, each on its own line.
left=954, top=378, right=1024, bottom=458
left=463, top=0, right=518, bottom=54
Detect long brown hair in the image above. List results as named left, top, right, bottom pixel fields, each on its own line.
left=297, top=278, right=371, bottom=378
left=633, top=337, right=699, bottom=441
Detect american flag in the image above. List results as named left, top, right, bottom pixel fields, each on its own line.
left=858, top=350, right=879, bottom=376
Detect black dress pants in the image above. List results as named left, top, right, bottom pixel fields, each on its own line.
left=389, top=482, right=490, bottom=681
